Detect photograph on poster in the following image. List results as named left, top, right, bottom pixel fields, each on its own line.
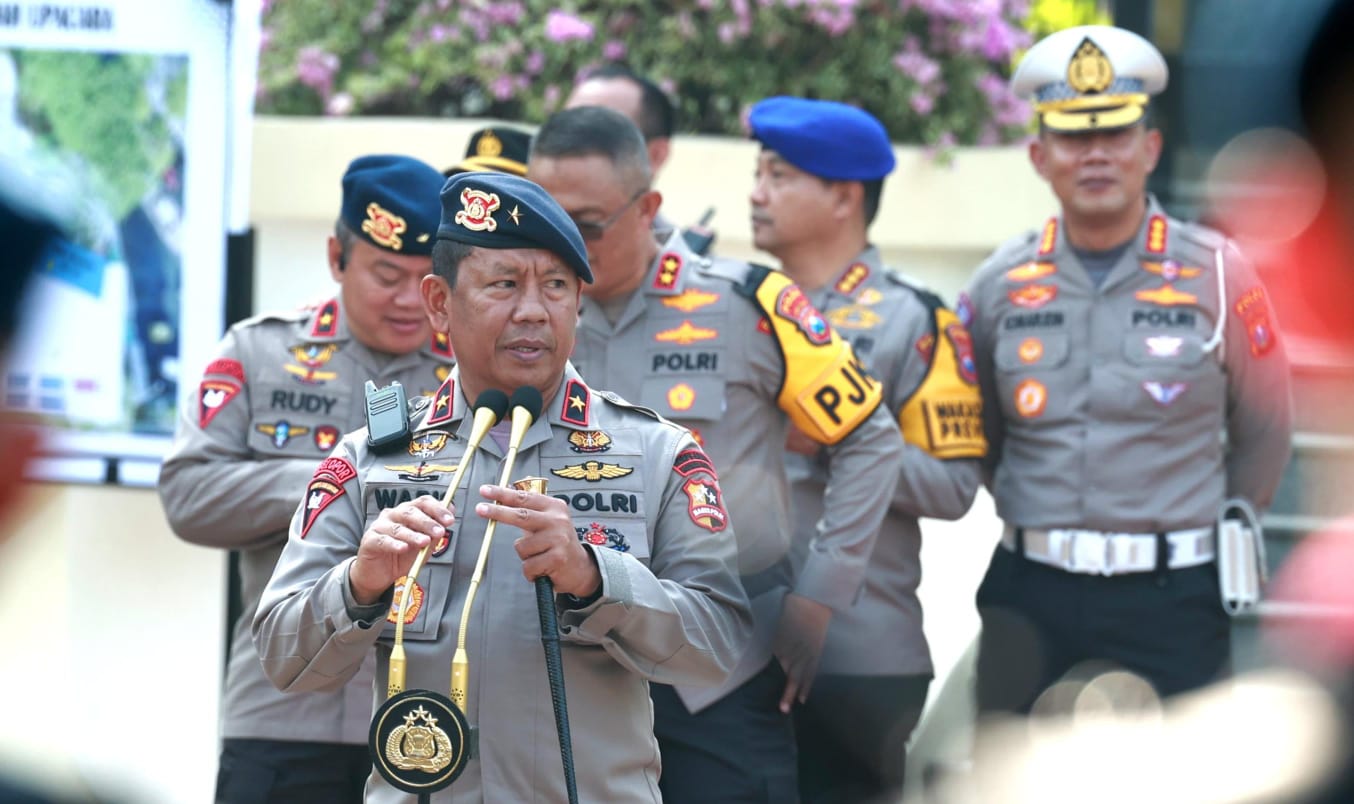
left=0, top=0, right=234, bottom=486
left=2, top=48, right=187, bottom=438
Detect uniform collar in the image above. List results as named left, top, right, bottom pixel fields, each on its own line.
left=1134, top=194, right=1172, bottom=260
left=1042, top=194, right=1171, bottom=262
left=578, top=228, right=696, bottom=334
left=642, top=228, right=699, bottom=297
left=297, top=297, right=351, bottom=344
left=412, top=362, right=597, bottom=436
left=824, top=246, right=885, bottom=303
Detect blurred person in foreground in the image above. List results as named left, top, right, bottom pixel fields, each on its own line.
left=157, top=156, right=453, bottom=803
left=0, top=164, right=132, bottom=804
left=962, top=24, right=1293, bottom=722
left=746, top=96, right=985, bottom=802
left=1262, top=0, right=1354, bottom=801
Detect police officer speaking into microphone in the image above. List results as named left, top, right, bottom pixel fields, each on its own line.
left=961, top=25, right=1294, bottom=717
left=159, top=155, right=454, bottom=803
left=253, top=172, right=753, bottom=803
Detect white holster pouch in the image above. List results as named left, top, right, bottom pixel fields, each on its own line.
left=1217, top=498, right=1267, bottom=616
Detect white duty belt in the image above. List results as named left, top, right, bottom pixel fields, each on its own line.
left=1002, top=525, right=1216, bottom=576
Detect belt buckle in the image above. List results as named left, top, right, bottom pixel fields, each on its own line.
left=1067, top=530, right=1109, bottom=575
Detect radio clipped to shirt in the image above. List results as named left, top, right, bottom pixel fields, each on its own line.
left=365, top=380, right=410, bottom=454
left=1217, top=498, right=1268, bottom=616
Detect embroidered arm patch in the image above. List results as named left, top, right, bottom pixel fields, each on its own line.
left=301, top=456, right=357, bottom=538
left=674, top=447, right=728, bottom=533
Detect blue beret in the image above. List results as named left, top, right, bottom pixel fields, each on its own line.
left=748, top=96, right=896, bottom=181
left=437, top=172, right=593, bottom=284
left=340, top=154, right=445, bottom=257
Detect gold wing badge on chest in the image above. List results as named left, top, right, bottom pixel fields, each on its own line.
left=551, top=461, right=634, bottom=482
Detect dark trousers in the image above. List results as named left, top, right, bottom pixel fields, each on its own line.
left=651, top=660, right=799, bottom=803
left=975, top=544, right=1231, bottom=716
left=794, top=673, right=930, bottom=804
left=216, top=738, right=370, bottom=804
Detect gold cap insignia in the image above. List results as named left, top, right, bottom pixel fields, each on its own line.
left=454, top=187, right=501, bottom=232
left=363, top=203, right=408, bottom=250
left=1067, top=37, right=1114, bottom=94
left=476, top=130, right=504, bottom=158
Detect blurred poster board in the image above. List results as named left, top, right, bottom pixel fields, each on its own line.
left=0, top=1, right=241, bottom=486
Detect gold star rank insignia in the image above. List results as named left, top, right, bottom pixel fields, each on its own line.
left=310, top=299, right=340, bottom=338
left=509, top=205, right=522, bottom=226
left=428, top=377, right=455, bottom=426
left=653, top=252, right=683, bottom=291
left=560, top=378, right=589, bottom=426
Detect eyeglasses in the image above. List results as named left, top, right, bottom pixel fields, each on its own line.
left=571, top=188, right=647, bottom=242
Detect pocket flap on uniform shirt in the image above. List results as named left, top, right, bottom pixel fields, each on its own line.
left=640, top=376, right=726, bottom=421
left=994, top=332, right=1070, bottom=371
left=1122, top=333, right=1207, bottom=366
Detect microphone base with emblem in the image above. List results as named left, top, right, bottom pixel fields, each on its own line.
left=369, top=689, right=471, bottom=799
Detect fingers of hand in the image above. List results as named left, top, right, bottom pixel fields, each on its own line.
left=475, top=500, right=536, bottom=527
left=408, top=495, right=455, bottom=527
left=367, top=503, right=445, bottom=553
left=478, top=484, right=565, bottom=513
left=778, top=667, right=800, bottom=713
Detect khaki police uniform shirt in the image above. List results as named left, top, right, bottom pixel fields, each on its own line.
left=961, top=196, right=1293, bottom=531
left=158, top=298, right=455, bottom=742
left=788, top=247, right=985, bottom=677
left=253, top=365, right=752, bottom=804
left=569, top=230, right=905, bottom=709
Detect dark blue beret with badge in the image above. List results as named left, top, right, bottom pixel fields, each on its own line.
left=748, top=96, right=896, bottom=181
left=340, top=154, right=446, bottom=257
left=437, top=172, right=593, bottom=284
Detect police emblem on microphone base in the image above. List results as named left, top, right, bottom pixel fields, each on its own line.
left=370, top=690, right=471, bottom=794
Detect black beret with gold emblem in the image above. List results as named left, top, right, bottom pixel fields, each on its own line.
left=437, top=172, right=593, bottom=283
left=1012, top=25, right=1168, bottom=132
left=340, top=154, right=446, bottom=257
left=444, top=126, right=532, bottom=177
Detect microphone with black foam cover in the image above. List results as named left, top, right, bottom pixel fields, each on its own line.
left=502, top=386, right=544, bottom=472
left=440, top=389, right=510, bottom=508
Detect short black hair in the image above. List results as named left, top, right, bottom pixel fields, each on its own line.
left=532, top=106, right=653, bottom=190
left=334, top=218, right=357, bottom=271
left=431, top=238, right=476, bottom=289
left=862, top=178, right=885, bottom=226
left=580, top=64, right=675, bottom=141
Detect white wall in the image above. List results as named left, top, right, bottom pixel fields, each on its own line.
left=0, top=486, right=225, bottom=803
